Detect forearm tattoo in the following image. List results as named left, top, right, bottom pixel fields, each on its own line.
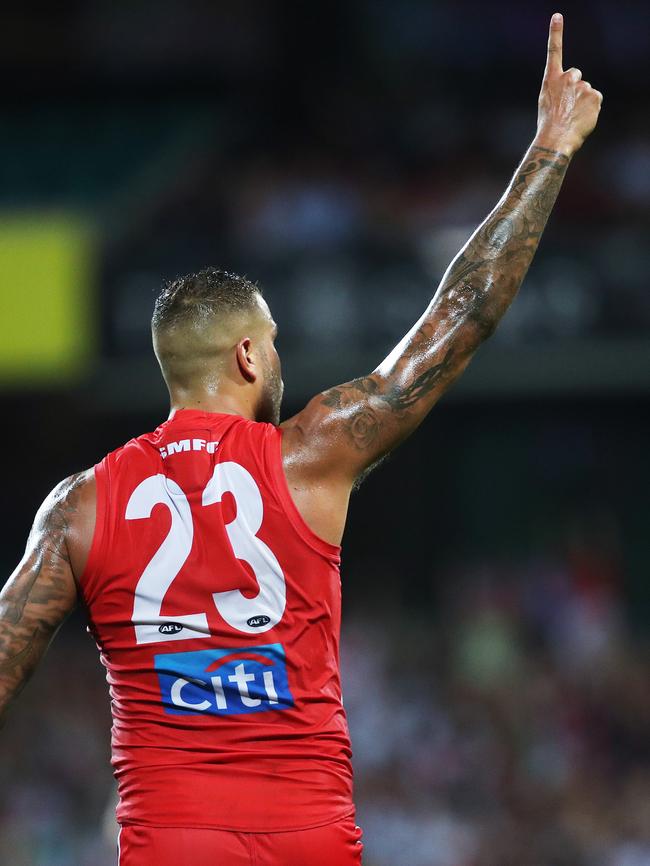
left=320, top=145, right=570, bottom=455
left=0, top=473, right=83, bottom=724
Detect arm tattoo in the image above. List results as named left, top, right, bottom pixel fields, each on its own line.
left=384, top=347, right=456, bottom=411
left=435, top=146, right=570, bottom=335
left=319, top=145, right=570, bottom=457
left=0, top=473, right=83, bottom=724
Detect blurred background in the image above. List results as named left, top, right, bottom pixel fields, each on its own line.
left=1, top=1, right=648, bottom=864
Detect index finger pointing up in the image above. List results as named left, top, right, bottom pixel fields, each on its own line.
left=545, top=12, right=564, bottom=76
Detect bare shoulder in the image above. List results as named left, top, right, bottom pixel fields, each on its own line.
left=34, top=469, right=95, bottom=523
left=281, top=382, right=371, bottom=454
left=279, top=403, right=356, bottom=547
left=31, top=468, right=97, bottom=583
left=279, top=396, right=339, bottom=480
left=0, top=468, right=95, bottom=640
left=279, top=407, right=322, bottom=488
left=280, top=373, right=401, bottom=484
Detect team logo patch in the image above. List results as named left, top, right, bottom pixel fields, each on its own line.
left=154, top=643, right=294, bottom=716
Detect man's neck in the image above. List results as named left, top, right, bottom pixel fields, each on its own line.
left=168, top=391, right=256, bottom=421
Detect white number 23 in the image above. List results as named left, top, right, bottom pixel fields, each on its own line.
left=125, top=462, right=286, bottom=644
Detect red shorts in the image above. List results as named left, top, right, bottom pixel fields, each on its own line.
left=118, top=815, right=364, bottom=866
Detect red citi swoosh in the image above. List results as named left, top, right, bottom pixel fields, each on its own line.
left=204, top=652, right=276, bottom=672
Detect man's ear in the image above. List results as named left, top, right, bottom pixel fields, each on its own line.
left=236, top=337, right=257, bottom=383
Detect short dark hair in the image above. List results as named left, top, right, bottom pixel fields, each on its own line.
left=152, top=267, right=262, bottom=333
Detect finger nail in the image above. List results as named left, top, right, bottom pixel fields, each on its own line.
left=553, top=12, right=563, bottom=23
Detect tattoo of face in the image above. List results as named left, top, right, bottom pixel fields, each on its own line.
left=348, top=407, right=381, bottom=450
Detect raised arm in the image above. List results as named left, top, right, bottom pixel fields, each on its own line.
left=0, top=471, right=94, bottom=727
left=282, top=14, right=602, bottom=492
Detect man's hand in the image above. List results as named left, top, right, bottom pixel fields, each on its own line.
left=535, top=12, right=603, bottom=156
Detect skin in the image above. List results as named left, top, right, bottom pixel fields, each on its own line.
left=0, top=14, right=602, bottom=726
left=0, top=471, right=95, bottom=726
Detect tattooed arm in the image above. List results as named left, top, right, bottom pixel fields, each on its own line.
left=281, top=14, right=602, bottom=541
left=0, top=471, right=94, bottom=727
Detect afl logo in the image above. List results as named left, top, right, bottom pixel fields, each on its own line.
left=247, top=615, right=271, bottom=628
left=159, top=623, right=183, bottom=635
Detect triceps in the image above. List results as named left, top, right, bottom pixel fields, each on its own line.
left=318, top=294, right=485, bottom=456
left=315, top=144, right=571, bottom=472
left=0, top=475, right=82, bottom=723
left=0, top=555, right=70, bottom=725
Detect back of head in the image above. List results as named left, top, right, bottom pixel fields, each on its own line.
left=152, top=267, right=262, bottom=393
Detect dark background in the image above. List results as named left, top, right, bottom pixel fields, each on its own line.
left=1, top=2, right=648, bottom=864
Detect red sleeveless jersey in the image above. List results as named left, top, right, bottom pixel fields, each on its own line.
left=80, top=409, right=354, bottom=831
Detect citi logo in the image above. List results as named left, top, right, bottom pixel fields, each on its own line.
left=154, top=644, right=294, bottom=716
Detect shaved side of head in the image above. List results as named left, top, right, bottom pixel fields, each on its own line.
left=152, top=268, right=264, bottom=392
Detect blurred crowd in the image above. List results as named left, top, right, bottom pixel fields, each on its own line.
left=104, top=94, right=650, bottom=365
left=345, top=553, right=650, bottom=866
left=2, top=531, right=648, bottom=866
left=2, top=2, right=649, bottom=367
left=105, top=121, right=650, bottom=363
